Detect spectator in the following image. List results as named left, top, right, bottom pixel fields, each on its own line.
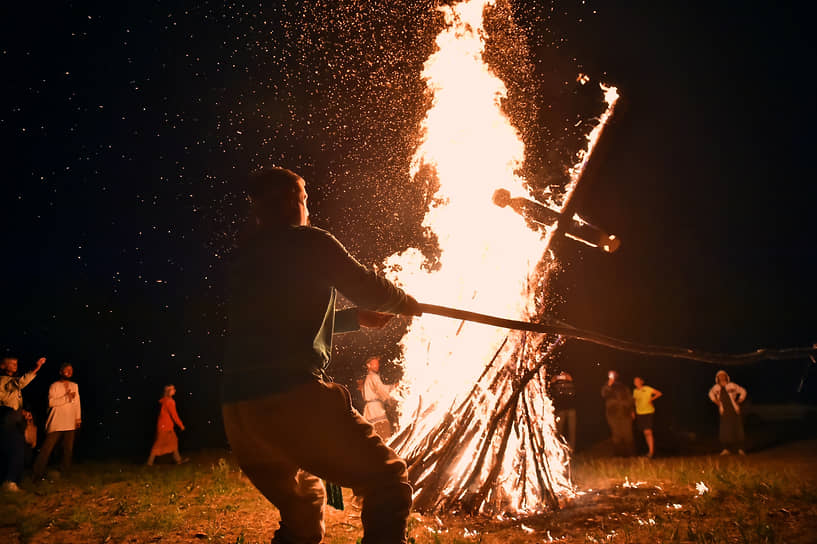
left=146, top=385, right=188, bottom=465
left=632, top=376, right=662, bottom=458
left=708, top=370, right=747, bottom=455
left=601, top=370, right=635, bottom=457
left=33, top=362, right=82, bottom=480
left=0, top=356, right=46, bottom=492
left=363, top=356, right=397, bottom=439
left=550, top=371, right=577, bottom=450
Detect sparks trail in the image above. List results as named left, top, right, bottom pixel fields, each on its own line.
left=418, top=303, right=817, bottom=366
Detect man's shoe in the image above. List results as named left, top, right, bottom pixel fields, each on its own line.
left=737, top=449, right=746, bottom=456
left=720, top=449, right=730, bottom=456
left=2, top=481, right=20, bottom=492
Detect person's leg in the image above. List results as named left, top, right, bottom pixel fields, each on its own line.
left=32, top=431, right=61, bottom=479
left=7, top=427, right=25, bottom=484
left=297, top=383, right=411, bottom=543
left=643, top=429, right=654, bottom=457
left=223, top=402, right=324, bottom=544
left=224, top=380, right=412, bottom=544
left=61, top=431, right=75, bottom=472
left=736, top=415, right=746, bottom=454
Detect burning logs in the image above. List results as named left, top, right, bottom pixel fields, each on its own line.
left=393, top=335, right=569, bottom=515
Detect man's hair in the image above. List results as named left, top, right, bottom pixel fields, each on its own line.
left=365, top=356, right=380, bottom=366
left=60, top=362, right=73, bottom=374
left=247, top=167, right=303, bottom=225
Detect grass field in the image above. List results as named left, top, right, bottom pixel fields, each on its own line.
left=1, top=440, right=816, bottom=543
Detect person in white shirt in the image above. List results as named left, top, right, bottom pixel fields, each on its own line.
left=1, top=355, right=46, bottom=492
left=362, top=356, right=396, bottom=439
left=33, top=363, right=81, bottom=479
left=708, top=370, right=747, bottom=455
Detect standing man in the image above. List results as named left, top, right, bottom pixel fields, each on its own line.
left=222, top=167, right=422, bottom=544
left=362, top=356, right=396, bottom=440
left=550, top=371, right=577, bottom=451
left=0, top=356, right=46, bottom=491
left=632, top=376, right=662, bottom=459
left=33, top=363, right=81, bottom=480
left=601, top=370, right=635, bottom=457
left=708, top=370, right=747, bottom=455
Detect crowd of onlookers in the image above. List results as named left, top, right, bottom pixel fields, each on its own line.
left=0, top=351, right=751, bottom=493
left=0, top=355, right=188, bottom=493
left=550, top=368, right=748, bottom=457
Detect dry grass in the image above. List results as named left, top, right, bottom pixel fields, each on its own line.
left=1, top=441, right=816, bottom=543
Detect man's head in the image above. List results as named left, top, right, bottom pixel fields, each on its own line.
left=1, top=357, right=18, bottom=376
left=716, top=370, right=729, bottom=385
left=365, top=356, right=380, bottom=373
left=633, top=376, right=644, bottom=388
left=59, top=363, right=73, bottom=379
left=607, top=370, right=618, bottom=383
left=247, top=167, right=309, bottom=227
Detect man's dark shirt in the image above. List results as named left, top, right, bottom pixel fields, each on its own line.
left=223, top=225, right=409, bottom=402
left=601, top=381, right=633, bottom=418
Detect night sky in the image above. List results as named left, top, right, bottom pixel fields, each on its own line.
left=1, top=1, right=814, bottom=458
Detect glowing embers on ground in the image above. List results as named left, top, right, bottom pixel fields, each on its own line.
left=382, top=0, right=617, bottom=515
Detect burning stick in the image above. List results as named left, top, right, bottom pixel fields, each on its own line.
left=417, top=303, right=817, bottom=366
left=492, top=188, right=620, bottom=253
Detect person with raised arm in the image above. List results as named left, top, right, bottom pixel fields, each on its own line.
left=0, top=355, right=45, bottom=491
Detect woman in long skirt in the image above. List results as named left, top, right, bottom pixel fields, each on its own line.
left=708, top=370, right=747, bottom=455
left=146, top=384, right=188, bottom=465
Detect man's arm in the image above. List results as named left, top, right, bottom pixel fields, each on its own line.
left=733, top=384, right=747, bottom=403
left=49, top=382, right=72, bottom=407
left=18, top=357, right=46, bottom=390
left=320, top=230, right=420, bottom=316
left=74, top=384, right=82, bottom=426
left=168, top=399, right=184, bottom=430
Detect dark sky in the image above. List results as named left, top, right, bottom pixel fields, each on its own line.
left=1, top=1, right=814, bottom=456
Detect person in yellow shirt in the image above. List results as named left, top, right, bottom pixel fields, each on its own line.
left=632, top=377, right=662, bottom=458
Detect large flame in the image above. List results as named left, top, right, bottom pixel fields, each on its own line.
left=383, top=0, right=617, bottom=513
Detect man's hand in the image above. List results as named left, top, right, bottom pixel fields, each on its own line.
left=358, top=310, right=394, bottom=329
left=34, top=357, right=46, bottom=371
left=401, top=295, right=423, bottom=316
